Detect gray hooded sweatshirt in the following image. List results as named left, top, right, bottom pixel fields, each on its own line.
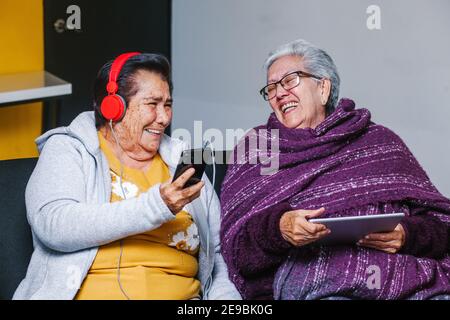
left=13, top=111, right=241, bottom=300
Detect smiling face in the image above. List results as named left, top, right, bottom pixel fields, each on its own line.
left=109, top=69, right=172, bottom=164
left=267, top=55, right=329, bottom=129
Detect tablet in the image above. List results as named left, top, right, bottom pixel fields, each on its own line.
left=309, top=212, right=405, bottom=246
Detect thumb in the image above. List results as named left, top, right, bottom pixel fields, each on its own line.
left=304, top=207, right=326, bottom=220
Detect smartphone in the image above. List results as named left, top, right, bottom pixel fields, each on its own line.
left=171, top=148, right=212, bottom=188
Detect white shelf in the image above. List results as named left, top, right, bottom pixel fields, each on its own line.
left=0, top=71, right=72, bottom=105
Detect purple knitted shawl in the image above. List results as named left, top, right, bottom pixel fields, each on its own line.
left=220, top=98, right=450, bottom=299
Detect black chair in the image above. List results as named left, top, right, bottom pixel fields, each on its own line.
left=0, top=158, right=37, bottom=300
left=0, top=152, right=230, bottom=300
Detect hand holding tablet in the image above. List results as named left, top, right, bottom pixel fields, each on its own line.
left=279, top=207, right=331, bottom=247
left=309, top=212, right=405, bottom=246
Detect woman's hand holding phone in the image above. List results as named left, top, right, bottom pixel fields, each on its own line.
left=160, top=167, right=204, bottom=214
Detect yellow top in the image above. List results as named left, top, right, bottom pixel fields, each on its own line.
left=75, top=133, right=200, bottom=300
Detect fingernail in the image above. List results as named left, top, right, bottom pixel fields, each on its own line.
left=365, top=235, right=370, bottom=240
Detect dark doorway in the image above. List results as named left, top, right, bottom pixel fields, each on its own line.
left=43, top=0, right=171, bottom=131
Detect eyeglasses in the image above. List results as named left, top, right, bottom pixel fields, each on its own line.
left=259, top=70, right=321, bottom=101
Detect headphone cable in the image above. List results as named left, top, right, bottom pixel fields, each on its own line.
left=109, top=120, right=131, bottom=300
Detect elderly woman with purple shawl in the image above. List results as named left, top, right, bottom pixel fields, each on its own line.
left=220, top=39, right=450, bottom=300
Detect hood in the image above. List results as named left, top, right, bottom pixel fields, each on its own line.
left=35, top=111, right=100, bottom=156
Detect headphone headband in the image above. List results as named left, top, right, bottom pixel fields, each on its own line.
left=106, top=52, right=141, bottom=94
left=100, top=52, right=141, bottom=122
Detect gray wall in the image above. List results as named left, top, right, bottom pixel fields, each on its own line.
left=172, top=0, right=450, bottom=197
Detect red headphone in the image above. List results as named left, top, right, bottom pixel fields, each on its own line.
left=100, top=52, right=141, bottom=122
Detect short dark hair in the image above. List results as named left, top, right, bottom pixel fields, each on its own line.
left=93, top=53, right=173, bottom=128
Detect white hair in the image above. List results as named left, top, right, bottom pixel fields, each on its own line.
left=264, top=39, right=340, bottom=115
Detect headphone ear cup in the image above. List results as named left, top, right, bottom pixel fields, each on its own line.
left=116, top=95, right=127, bottom=120
left=100, top=94, right=127, bottom=122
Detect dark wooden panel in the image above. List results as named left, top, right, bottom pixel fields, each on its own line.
left=44, top=0, right=171, bottom=128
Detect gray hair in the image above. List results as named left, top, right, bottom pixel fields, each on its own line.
left=264, top=39, right=340, bottom=115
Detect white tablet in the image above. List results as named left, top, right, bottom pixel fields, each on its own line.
left=309, top=212, right=405, bottom=246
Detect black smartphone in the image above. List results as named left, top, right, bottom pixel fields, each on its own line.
left=171, top=148, right=212, bottom=188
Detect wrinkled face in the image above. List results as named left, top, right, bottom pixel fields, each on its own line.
left=267, top=55, right=326, bottom=129
left=114, top=69, right=172, bottom=161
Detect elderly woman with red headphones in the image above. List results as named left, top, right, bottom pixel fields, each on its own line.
left=13, top=53, right=241, bottom=300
